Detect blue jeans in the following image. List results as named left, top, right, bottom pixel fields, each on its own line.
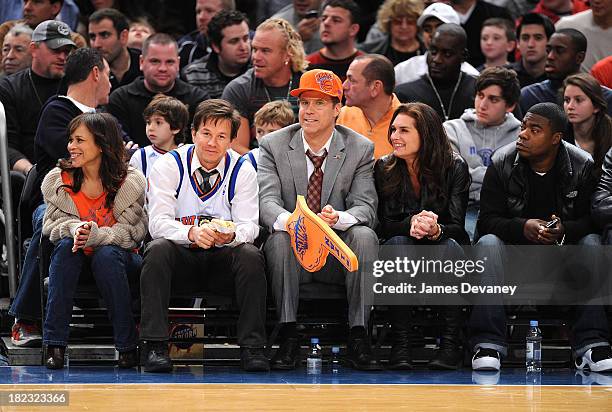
left=465, top=204, right=479, bottom=243
left=43, top=238, right=141, bottom=351
left=9, top=203, right=46, bottom=321
left=468, top=233, right=610, bottom=357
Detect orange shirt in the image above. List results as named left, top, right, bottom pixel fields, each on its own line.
left=62, top=171, right=116, bottom=255
left=337, top=94, right=401, bottom=159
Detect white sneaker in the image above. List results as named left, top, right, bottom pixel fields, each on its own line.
left=472, top=347, right=501, bottom=371
left=575, top=370, right=612, bottom=385
left=472, top=370, right=501, bottom=385
left=575, top=347, right=612, bottom=373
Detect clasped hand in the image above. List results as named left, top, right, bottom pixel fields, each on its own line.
left=410, top=210, right=439, bottom=239
left=317, top=204, right=339, bottom=227
left=72, top=223, right=91, bottom=252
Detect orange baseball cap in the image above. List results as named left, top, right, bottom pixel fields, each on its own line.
left=290, top=69, right=343, bottom=100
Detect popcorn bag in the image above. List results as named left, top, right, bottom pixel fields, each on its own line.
left=168, top=321, right=205, bottom=360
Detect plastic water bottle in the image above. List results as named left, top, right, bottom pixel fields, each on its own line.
left=526, top=320, right=542, bottom=372
left=330, top=346, right=340, bottom=373
left=307, top=338, right=322, bottom=374
left=64, top=347, right=69, bottom=369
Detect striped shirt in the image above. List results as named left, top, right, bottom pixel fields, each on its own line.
left=182, top=53, right=249, bottom=99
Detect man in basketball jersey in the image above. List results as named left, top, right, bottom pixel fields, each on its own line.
left=258, top=69, right=381, bottom=370
left=140, top=99, right=269, bottom=373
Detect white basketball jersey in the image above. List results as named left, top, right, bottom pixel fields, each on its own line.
left=168, top=144, right=250, bottom=226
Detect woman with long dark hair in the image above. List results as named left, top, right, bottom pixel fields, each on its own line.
left=563, top=73, right=612, bottom=174
left=375, top=102, right=470, bottom=370
left=41, top=113, right=147, bottom=369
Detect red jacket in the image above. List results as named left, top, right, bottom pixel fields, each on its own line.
left=530, top=0, right=590, bottom=23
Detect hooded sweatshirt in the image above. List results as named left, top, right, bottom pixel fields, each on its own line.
left=444, top=108, right=521, bottom=204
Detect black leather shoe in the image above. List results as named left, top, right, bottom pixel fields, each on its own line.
left=271, top=337, right=300, bottom=370
left=345, top=337, right=382, bottom=371
left=45, top=345, right=65, bottom=370
left=118, top=349, right=139, bottom=369
left=388, top=341, right=412, bottom=370
left=428, top=341, right=463, bottom=370
left=143, top=341, right=172, bottom=373
left=240, top=347, right=270, bottom=372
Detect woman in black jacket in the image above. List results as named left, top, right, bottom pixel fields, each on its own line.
left=374, top=102, right=470, bottom=370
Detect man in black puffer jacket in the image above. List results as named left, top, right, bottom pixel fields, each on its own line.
left=469, top=102, right=612, bottom=373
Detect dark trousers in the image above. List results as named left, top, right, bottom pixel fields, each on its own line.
left=139, top=239, right=267, bottom=348
left=43, top=238, right=141, bottom=351
left=468, top=233, right=610, bottom=357
left=264, top=226, right=379, bottom=328
left=383, top=236, right=466, bottom=343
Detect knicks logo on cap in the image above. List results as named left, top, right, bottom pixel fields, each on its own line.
left=315, top=71, right=334, bottom=93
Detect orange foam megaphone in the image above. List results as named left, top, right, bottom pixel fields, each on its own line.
left=285, top=195, right=358, bottom=272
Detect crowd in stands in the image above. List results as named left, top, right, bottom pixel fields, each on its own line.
left=1, top=0, right=612, bottom=374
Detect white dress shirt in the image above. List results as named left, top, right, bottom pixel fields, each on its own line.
left=272, top=130, right=359, bottom=232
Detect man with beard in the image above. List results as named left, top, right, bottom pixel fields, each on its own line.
left=89, top=8, right=142, bottom=92
left=182, top=10, right=251, bottom=99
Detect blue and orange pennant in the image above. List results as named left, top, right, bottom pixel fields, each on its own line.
left=286, top=195, right=358, bottom=272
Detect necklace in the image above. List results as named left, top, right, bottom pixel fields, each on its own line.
left=28, top=68, right=62, bottom=107
left=425, top=72, right=463, bottom=121
left=28, top=69, right=44, bottom=107
left=264, top=76, right=293, bottom=102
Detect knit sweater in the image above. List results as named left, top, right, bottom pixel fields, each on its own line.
left=41, top=167, right=148, bottom=249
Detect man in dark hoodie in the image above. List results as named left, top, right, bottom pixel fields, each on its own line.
left=443, top=67, right=521, bottom=238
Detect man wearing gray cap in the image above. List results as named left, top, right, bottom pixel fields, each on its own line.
left=394, top=3, right=479, bottom=86
left=0, top=20, right=75, bottom=177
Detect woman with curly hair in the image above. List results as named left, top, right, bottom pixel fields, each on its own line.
left=361, top=0, right=425, bottom=66
left=375, top=103, right=470, bottom=370
left=42, top=113, right=147, bottom=370
left=563, top=73, right=612, bottom=174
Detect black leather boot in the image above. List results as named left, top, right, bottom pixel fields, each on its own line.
left=118, top=348, right=139, bottom=369
left=388, top=307, right=412, bottom=370
left=143, top=341, right=172, bottom=373
left=45, top=345, right=65, bottom=369
left=428, top=307, right=464, bottom=370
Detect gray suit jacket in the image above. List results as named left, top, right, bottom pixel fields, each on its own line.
left=258, top=123, right=378, bottom=232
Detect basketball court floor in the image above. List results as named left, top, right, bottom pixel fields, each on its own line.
left=0, top=365, right=610, bottom=411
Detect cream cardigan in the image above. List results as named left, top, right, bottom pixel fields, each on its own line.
left=41, top=167, right=148, bottom=250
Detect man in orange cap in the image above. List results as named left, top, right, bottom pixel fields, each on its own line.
left=258, top=69, right=381, bottom=371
